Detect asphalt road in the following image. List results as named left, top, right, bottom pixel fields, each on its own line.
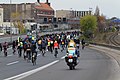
left=0, top=46, right=120, bottom=80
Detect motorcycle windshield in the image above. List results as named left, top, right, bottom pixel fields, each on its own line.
left=68, top=48, right=75, bottom=55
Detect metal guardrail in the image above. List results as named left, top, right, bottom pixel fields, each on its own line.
left=0, top=29, right=80, bottom=47
left=108, top=32, right=120, bottom=46
left=90, top=32, right=120, bottom=50
left=0, top=29, right=79, bottom=43
left=90, top=42, right=120, bottom=50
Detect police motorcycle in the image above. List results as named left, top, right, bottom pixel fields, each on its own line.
left=65, top=47, right=79, bottom=70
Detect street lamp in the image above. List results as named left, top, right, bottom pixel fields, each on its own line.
left=34, top=9, right=38, bottom=39
left=10, top=0, right=12, bottom=42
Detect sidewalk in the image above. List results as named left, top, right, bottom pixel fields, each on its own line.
left=89, top=45, right=120, bottom=66
left=89, top=45, right=120, bottom=80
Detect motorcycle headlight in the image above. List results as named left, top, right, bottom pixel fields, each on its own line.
left=67, top=53, right=69, bottom=55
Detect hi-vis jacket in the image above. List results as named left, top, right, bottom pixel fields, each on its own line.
left=54, top=42, right=59, bottom=48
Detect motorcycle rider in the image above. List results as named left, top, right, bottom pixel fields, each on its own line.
left=66, top=39, right=80, bottom=65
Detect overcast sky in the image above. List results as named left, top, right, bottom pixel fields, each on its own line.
left=0, top=0, right=119, bottom=18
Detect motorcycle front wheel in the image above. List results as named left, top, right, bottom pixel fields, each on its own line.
left=69, top=66, right=75, bottom=70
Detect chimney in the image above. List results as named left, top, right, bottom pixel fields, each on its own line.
left=37, top=0, right=40, bottom=3
left=46, top=0, right=48, bottom=3
left=46, top=0, right=50, bottom=6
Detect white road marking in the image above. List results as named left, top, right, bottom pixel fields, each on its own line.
left=7, top=54, right=13, bottom=57
left=61, top=56, right=66, bottom=59
left=37, top=54, right=41, bottom=56
left=8, top=47, right=12, bottom=50
left=4, top=60, right=59, bottom=80
left=6, top=61, right=19, bottom=66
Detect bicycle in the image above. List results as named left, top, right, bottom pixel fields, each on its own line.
left=32, top=52, right=37, bottom=65
left=42, top=47, right=46, bottom=56
left=61, top=45, right=65, bottom=52
left=13, top=48, right=16, bottom=55
left=4, top=49, right=7, bottom=57
left=54, top=48, right=58, bottom=58
left=82, top=44, right=85, bottom=49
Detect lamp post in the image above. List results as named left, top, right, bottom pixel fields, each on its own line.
left=10, top=0, right=12, bottom=42
left=34, top=8, right=38, bottom=39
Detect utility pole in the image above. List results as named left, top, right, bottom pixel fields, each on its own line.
left=10, top=0, right=12, bottom=42
left=35, top=8, right=38, bottom=39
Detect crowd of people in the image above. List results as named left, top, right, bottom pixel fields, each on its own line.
left=0, top=31, right=86, bottom=64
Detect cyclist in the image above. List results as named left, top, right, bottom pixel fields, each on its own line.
left=0, top=43, right=2, bottom=55
left=81, top=38, right=85, bottom=49
left=23, top=41, right=27, bottom=60
left=26, top=42, right=31, bottom=62
left=47, top=39, right=51, bottom=51
left=37, top=38, right=42, bottom=52
left=3, top=42, right=8, bottom=57
left=74, top=36, right=80, bottom=49
left=41, top=39, right=46, bottom=56
left=31, top=41, right=37, bottom=59
left=17, top=41, right=23, bottom=57
left=54, top=40, right=59, bottom=58
left=61, top=39, right=65, bottom=52
left=50, top=39, right=54, bottom=54
left=12, top=41, right=16, bottom=55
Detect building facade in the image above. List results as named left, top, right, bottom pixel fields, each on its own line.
left=0, top=0, right=54, bottom=32
left=0, top=6, right=3, bottom=23
left=56, top=10, right=92, bottom=18
left=56, top=10, right=92, bottom=29
left=34, top=1, right=54, bottom=23
left=0, top=0, right=54, bottom=23
left=56, top=10, right=70, bottom=18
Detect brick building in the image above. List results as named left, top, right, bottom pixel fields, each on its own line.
left=0, top=0, right=54, bottom=23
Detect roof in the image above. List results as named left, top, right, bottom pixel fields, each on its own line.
left=35, top=3, right=54, bottom=11
left=0, top=5, right=2, bottom=8
left=111, top=19, right=120, bottom=23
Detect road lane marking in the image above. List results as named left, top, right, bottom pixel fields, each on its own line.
left=8, top=47, right=12, bottom=50
left=7, top=54, right=13, bottom=57
left=4, top=60, right=59, bottom=80
left=37, top=54, right=41, bottom=56
left=6, top=61, right=19, bottom=66
left=61, top=56, right=66, bottom=59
